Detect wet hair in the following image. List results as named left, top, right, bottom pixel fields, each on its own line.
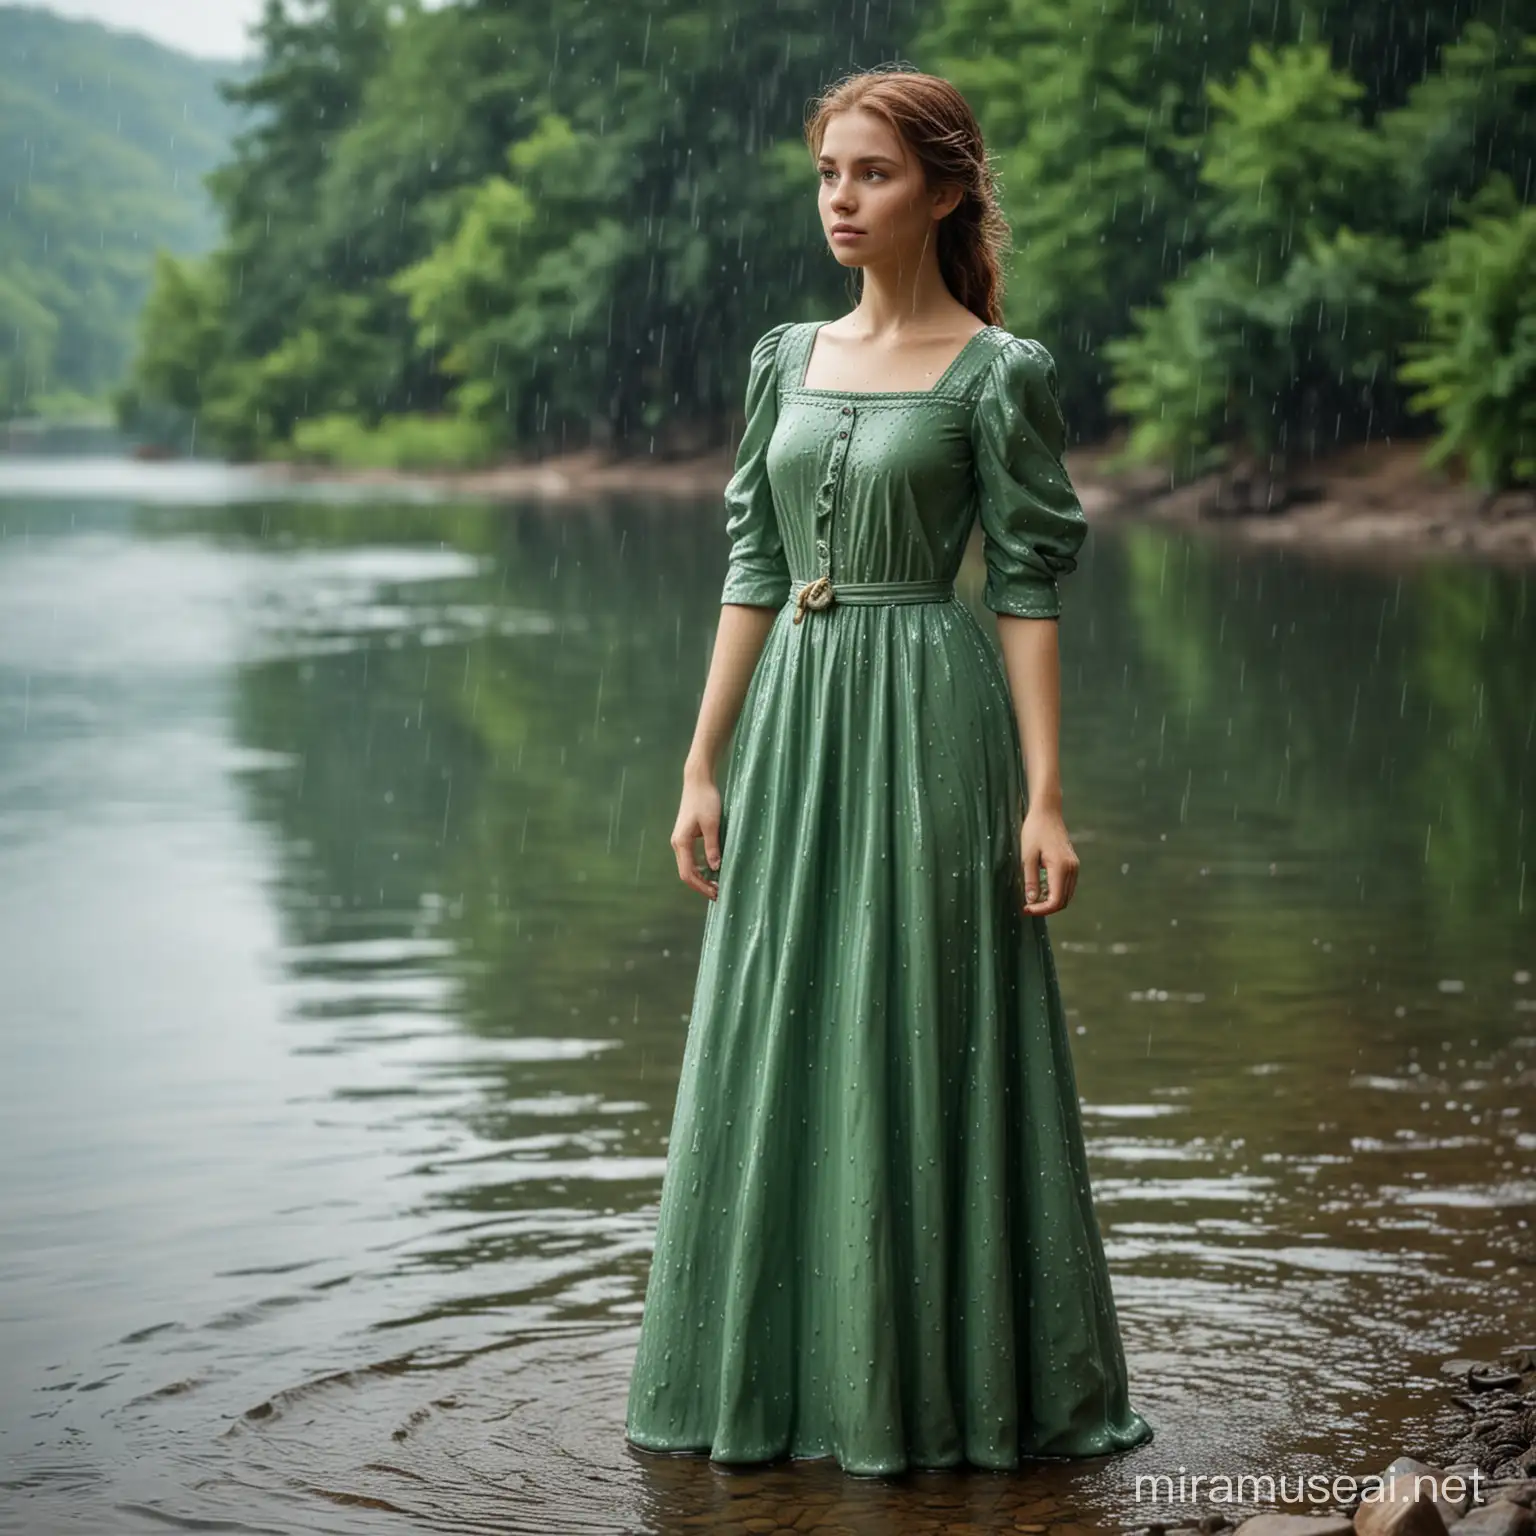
left=803, top=64, right=1011, bottom=328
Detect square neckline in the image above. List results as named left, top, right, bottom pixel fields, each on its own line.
left=793, top=320, right=997, bottom=398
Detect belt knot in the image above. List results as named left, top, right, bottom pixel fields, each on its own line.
left=793, top=574, right=835, bottom=624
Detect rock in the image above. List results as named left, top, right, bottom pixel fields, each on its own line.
left=1434, top=1473, right=1480, bottom=1516
left=1424, top=1344, right=1536, bottom=1506
left=1355, top=1500, right=1452, bottom=1536
left=1228, top=1518, right=1354, bottom=1536
left=1455, top=1506, right=1534, bottom=1536
left=1475, top=1419, right=1527, bottom=1438
left=1199, top=1517, right=1230, bottom=1534
left=1491, top=1484, right=1536, bottom=1509
left=1356, top=1458, right=1460, bottom=1536
left=1471, top=1369, right=1526, bottom=1393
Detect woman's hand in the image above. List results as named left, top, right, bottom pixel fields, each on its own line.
left=1020, top=805, right=1079, bottom=915
left=671, top=769, right=724, bottom=900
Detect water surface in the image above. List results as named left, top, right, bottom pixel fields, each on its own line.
left=1, top=461, right=1533, bottom=1535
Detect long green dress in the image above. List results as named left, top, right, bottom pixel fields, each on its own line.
left=624, top=318, right=1154, bottom=1476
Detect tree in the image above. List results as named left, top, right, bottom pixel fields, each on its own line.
left=1399, top=176, right=1536, bottom=493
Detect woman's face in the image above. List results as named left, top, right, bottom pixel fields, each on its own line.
left=815, top=107, right=960, bottom=272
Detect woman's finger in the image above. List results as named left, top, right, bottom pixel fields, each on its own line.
left=1042, top=850, right=1078, bottom=914
left=692, top=834, right=720, bottom=901
left=676, top=824, right=720, bottom=901
left=672, top=823, right=708, bottom=896
left=1020, top=831, right=1042, bottom=907
left=1038, top=852, right=1068, bottom=914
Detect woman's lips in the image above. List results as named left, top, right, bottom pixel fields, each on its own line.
left=830, top=228, right=865, bottom=241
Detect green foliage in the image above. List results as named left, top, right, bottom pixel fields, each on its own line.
left=209, top=291, right=402, bottom=457
left=114, top=252, right=227, bottom=451
left=125, top=254, right=227, bottom=418
left=0, top=5, right=239, bottom=417
left=63, top=0, right=1534, bottom=485
left=918, top=0, right=1279, bottom=421
left=1296, top=1, right=1533, bottom=121
left=1398, top=177, right=1536, bottom=490
left=1104, top=225, right=1422, bottom=478
left=1096, top=20, right=1536, bottom=483
left=207, top=0, right=393, bottom=365
left=922, top=3, right=1535, bottom=488
left=392, top=115, right=634, bottom=437
left=1377, top=21, right=1536, bottom=229
left=289, top=412, right=501, bottom=470
left=120, top=0, right=916, bottom=460
left=1103, top=41, right=1420, bottom=476
left=0, top=273, right=58, bottom=413
left=1199, top=44, right=1387, bottom=261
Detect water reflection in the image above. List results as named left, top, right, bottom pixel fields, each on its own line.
left=0, top=468, right=1532, bottom=1534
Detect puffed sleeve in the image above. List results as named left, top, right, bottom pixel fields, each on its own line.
left=970, top=337, right=1088, bottom=620
left=719, top=321, right=793, bottom=608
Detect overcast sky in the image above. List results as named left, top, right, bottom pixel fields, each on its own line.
left=29, top=0, right=261, bottom=58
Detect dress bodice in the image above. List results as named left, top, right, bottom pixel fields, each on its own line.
left=718, top=318, right=1088, bottom=622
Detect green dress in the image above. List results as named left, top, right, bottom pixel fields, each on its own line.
left=624, top=318, right=1154, bottom=1476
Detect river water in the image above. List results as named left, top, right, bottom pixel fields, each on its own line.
left=1, top=460, right=1533, bottom=1535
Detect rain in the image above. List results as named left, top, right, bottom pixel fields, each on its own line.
left=1, top=0, right=1534, bottom=1533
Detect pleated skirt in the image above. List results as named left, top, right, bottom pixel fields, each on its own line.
left=624, top=598, right=1154, bottom=1475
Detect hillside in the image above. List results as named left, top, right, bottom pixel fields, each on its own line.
left=0, top=5, right=242, bottom=415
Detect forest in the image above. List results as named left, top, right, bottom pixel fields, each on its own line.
left=0, top=6, right=239, bottom=417
left=20, top=0, right=1536, bottom=494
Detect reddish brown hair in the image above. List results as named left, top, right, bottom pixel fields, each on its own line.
left=803, top=65, right=1011, bottom=328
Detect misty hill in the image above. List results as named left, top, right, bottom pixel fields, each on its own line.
left=0, top=5, right=243, bottom=414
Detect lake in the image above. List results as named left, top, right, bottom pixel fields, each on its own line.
left=1, top=460, right=1532, bottom=1536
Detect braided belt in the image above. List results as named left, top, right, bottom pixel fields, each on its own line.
left=791, top=576, right=956, bottom=624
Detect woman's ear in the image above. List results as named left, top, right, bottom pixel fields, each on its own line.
left=931, top=181, right=965, bottom=221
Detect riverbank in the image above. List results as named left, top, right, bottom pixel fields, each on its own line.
left=1083, top=437, right=1536, bottom=569
left=259, top=435, right=1536, bottom=566
left=1124, top=1343, right=1536, bottom=1536
left=260, top=443, right=745, bottom=503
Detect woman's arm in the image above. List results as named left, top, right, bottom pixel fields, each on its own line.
left=671, top=603, right=778, bottom=901
left=995, top=614, right=1080, bottom=915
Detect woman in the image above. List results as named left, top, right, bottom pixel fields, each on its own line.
left=624, top=65, right=1154, bottom=1477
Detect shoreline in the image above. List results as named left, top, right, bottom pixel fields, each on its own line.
left=1127, top=1345, right=1536, bottom=1536
left=1080, top=437, right=1536, bottom=570
left=256, top=437, right=1536, bottom=566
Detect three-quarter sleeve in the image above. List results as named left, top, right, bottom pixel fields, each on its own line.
left=719, top=321, right=794, bottom=608
left=970, top=337, right=1088, bottom=620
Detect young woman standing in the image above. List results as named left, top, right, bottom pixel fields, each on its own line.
left=625, top=65, right=1155, bottom=1477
